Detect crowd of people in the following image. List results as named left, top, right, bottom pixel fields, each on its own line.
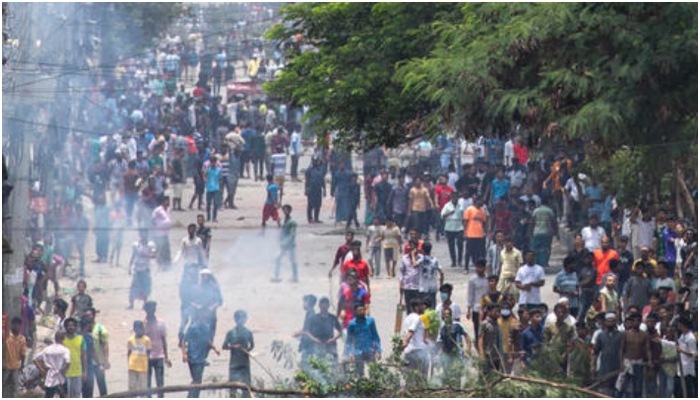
left=3, top=6, right=699, bottom=400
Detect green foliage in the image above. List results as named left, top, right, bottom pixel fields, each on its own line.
left=397, top=2, right=697, bottom=208
left=265, top=2, right=462, bottom=149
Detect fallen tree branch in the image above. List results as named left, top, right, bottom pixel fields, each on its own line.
left=584, top=370, right=622, bottom=391
left=102, top=381, right=311, bottom=398
left=493, top=371, right=610, bottom=398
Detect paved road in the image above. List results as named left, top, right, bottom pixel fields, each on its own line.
left=37, top=151, right=572, bottom=396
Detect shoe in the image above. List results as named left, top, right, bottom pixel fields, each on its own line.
left=270, top=278, right=282, bottom=283
left=289, top=277, right=299, bottom=283
left=314, top=220, right=323, bottom=224
left=231, top=205, right=238, bottom=210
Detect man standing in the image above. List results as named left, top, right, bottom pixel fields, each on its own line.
left=553, top=256, right=581, bottom=318
left=487, top=230, right=505, bottom=277
left=400, top=240, right=423, bottom=314
left=305, top=157, right=326, bottom=224
left=388, top=174, right=409, bottom=230
left=63, top=317, right=87, bottom=398
left=498, top=237, right=523, bottom=300
left=593, top=237, right=619, bottom=287
left=582, top=215, right=606, bottom=252
left=170, top=148, right=186, bottom=211
left=617, top=313, right=651, bottom=398
left=407, top=176, right=434, bottom=239
left=463, top=196, right=487, bottom=273
left=441, top=192, right=464, bottom=268
left=273, top=204, right=299, bottom=282
left=328, top=231, right=355, bottom=279
left=515, top=251, right=546, bottom=310
left=308, top=297, right=343, bottom=361
left=84, top=308, right=109, bottom=396
left=418, top=242, right=444, bottom=309
left=289, top=127, right=302, bottom=182
left=181, top=309, right=220, bottom=398
left=2, top=317, right=27, bottom=398
left=401, top=299, right=430, bottom=379
left=34, top=332, right=71, bottom=398
left=592, top=314, right=622, bottom=396
left=345, top=303, right=381, bottom=377
left=529, top=196, right=559, bottom=269
left=144, top=301, right=171, bottom=398
left=479, top=304, right=503, bottom=372
left=467, top=260, right=489, bottom=338
left=151, top=196, right=172, bottom=271
left=196, top=214, right=212, bottom=261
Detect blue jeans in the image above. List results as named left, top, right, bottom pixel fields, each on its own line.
left=148, top=358, right=165, bottom=398
left=275, top=246, right=298, bottom=280
left=530, top=234, right=553, bottom=268
left=187, top=362, right=205, bottom=398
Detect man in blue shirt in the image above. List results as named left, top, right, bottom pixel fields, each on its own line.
left=489, top=168, right=510, bottom=207
left=345, top=303, right=381, bottom=377
left=521, top=309, right=544, bottom=365
left=181, top=310, right=220, bottom=398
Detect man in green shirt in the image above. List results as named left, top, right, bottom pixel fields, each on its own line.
left=273, top=204, right=298, bottom=282
left=84, top=308, right=109, bottom=396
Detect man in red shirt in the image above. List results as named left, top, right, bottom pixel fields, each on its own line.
left=434, top=175, right=453, bottom=242
left=342, top=241, right=371, bottom=288
left=328, top=231, right=354, bottom=279
left=593, top=236, right=619, bottom=286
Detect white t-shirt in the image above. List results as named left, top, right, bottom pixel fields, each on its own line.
left=634, top=217, right=655, bottom=249
left=581, top=226, right=606, bottom=251
left=34, top=343, right=71, bottom=388
left=402, top=313, right=427, bottom=354
left=271, top=153, right=286, bottom=177
left=436, top=302, right=462, bottom=322
left=515, top=264, right=545, bottom=305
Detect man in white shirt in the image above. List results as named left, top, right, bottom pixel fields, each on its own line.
left=630, top=207, right=655, bottom=259
left=34, top=332, right=71, bottom=398
left=271, top=152, right=287, bottom=203
left=515, top=250, right=546, bottom=309
left=676, top=317, right=697, bottom=397
left=173, top=224, right=206, bottom=271
left=582, top=215, right=606, bottom=252
left=401, top=299, right=430, bottom=378
left=289, top=129, right=302, bottom=182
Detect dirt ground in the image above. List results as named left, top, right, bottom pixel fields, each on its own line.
left=37, top=151, right=569, bottom=396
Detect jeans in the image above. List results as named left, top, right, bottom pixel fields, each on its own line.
left=206, top=190, right=220, bottom=221
left=187, top=362, right=205, bottom=398
left=96, top=231, right=110, bottom=260
left=403, top=289, right=421, bottom=315
left=148, top=358, right=165, bottom=397
left=368, top=246, right=382, bottom=277
left=125, top=193, right=138, bottom=225
left=225, top=175, right=239, bottom=207
left=472, top=311, right=481, bottom=339
left=275, top=246, right=298, bottom=280
left=82, top=367, right=96, bottom=397
left=530, top=234, right=553, bottom=268
left=659, top=369, right=674, bottom=397
left=408, top=211, right=429, bottom=235
left=45, top=384, right=66, bottom=398
left=445, top=231, right=464, bottom=266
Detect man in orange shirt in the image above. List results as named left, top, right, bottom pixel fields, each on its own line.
left=593, top=236, right=619, bottom=287
left=342, top=241, right=371, bottom=288
left=464, top=196, right=488, bottom=273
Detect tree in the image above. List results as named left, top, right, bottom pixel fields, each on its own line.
left=264, top=2, right=461, bottom=149
left=398, top=3, right=697, bottom=212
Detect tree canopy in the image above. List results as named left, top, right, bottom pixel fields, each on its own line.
left=265, top=2, right=462, bottom=149
left=268, top=2, right=697, bottom=211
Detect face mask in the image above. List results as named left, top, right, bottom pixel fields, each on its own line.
left=501, top=309, right=511, bottom=317
left=440, top=293, right=449, bottom=302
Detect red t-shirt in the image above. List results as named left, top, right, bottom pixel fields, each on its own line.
left=334, top=244, right=350, bottom=266
left=341, top=258, right=371, bottom=285
left=513, top=143, right=529, bottom=166
left=434, top=185, right=453, bottom=211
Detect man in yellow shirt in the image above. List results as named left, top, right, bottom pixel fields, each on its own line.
left=2, top=317, right=27, bottom=398
left=499, top=237, right=523, bottom=301
left=62, top=317, right=86, bottom=398
left=127, top=320, right=152, bottom=394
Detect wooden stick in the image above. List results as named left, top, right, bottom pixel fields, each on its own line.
left=493, top=371, right=610, bottom=398
left=101, top=381, right=311, bottom=398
